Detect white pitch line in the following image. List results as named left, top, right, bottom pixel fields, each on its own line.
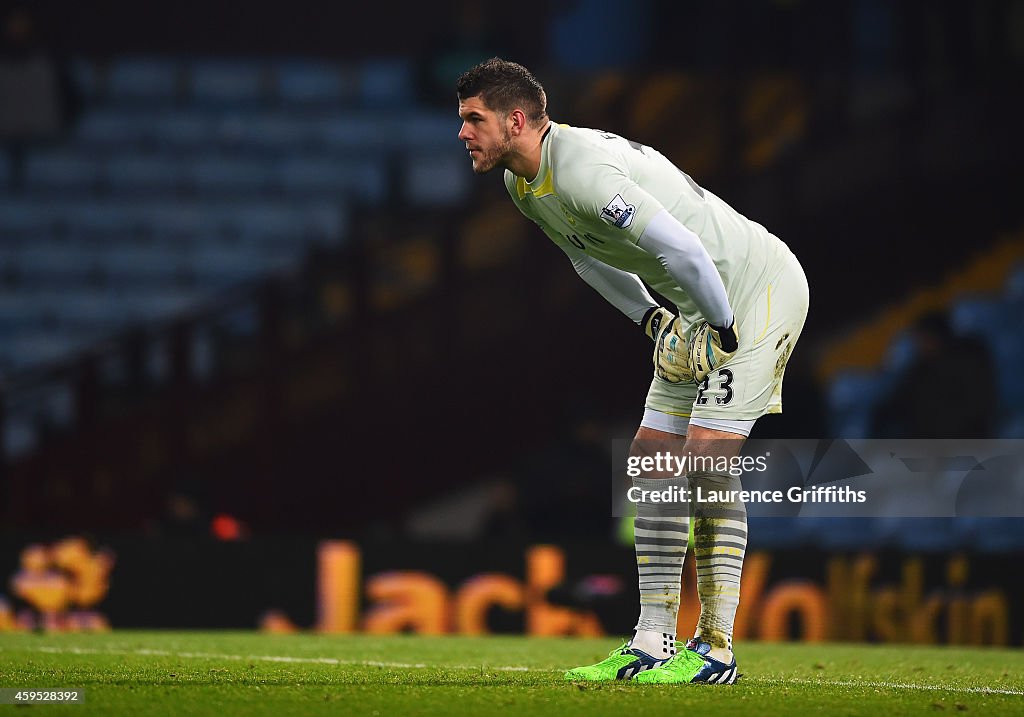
left=744, top=676, right=1024, bottom=697
left=37, top=646, right=101, bottom=655
left=17, top=646, right=525, bottom=672
left=9, top=646, right=1022, bottom=693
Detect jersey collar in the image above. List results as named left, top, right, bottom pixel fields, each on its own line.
left=516, top=122, right=557, bottom=200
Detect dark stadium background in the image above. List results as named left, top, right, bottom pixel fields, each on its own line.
left=1, top=0, right=1022, bottom=641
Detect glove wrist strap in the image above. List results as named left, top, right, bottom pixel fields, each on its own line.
left=709, top=318, right=738, bottom=353
left=642, top=305, right=668, bottom=340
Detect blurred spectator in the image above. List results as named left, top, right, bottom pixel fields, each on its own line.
left=0, top=5, right=79, bottom=186
left=872, top=310, right=996, bottom=438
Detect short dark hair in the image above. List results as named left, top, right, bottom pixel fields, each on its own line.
left=456, top=58, right=548, bottom=125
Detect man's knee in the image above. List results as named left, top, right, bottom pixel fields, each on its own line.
left=682, top=424, right=746, bottom=461
left=630, top=426, right=684, bottom=461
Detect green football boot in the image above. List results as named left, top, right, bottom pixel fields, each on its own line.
left=632, top=638, right=739, bottom=684
left=563, top=641, right=674, bottom=682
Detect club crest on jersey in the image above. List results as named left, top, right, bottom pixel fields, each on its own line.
left=601, top=194, right=635, bottom=228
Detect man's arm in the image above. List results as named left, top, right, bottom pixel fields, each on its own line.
left=560, top=243, right=658, bottom=325
left=638, top=209, right=739, bottom=379
left=637, top=209, right=733, bottom=329
left=553, top=151, right=732, bottom=331
left=562, top=243, right=693, bottom=382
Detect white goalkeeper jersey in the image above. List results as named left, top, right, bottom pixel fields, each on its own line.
left=503, top=122, right=796, bottom=327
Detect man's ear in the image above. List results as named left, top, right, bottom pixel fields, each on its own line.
left=508, top=108, right=528, bottom=136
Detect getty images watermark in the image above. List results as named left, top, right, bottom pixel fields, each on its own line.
left=611, top=438, right=1024, bottom=518
left=624, top=450, right=866, bottom=509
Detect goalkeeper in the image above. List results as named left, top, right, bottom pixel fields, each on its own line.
left=457, top=59, right=809, bottom=684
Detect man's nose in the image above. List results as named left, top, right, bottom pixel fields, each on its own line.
left=458, top=123, right=471, bottom=141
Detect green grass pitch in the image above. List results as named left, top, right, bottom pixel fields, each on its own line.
left=1, top=632, right=1022, bottom=715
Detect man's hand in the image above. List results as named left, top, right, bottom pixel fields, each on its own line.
left=643, top=307, right=693, bottom=384
left=687, top=319, right=739, bottom=383
left=642, top=306, right=673, bottom=342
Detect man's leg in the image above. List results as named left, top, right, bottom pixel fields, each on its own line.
left=634, top=423, right=748, bottom=685
left=563, top=418, right=690, bottom=681
left=684, top=424, right=748, bottom=664
left=628, top=424, right=688, bottom=659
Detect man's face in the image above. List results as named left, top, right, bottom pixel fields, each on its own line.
left=458, top=95, right=513, bottom=174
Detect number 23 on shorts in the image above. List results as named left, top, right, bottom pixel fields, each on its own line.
left=696, top=368, right=734, bottom=406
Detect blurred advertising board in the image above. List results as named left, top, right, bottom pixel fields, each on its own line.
left=0, top=537, right=1015, bottom=646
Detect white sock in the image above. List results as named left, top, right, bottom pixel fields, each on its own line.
left=691, top=470, right=747, bottom=666
left=696, top=639, right=734, bottom=664
left=629, top=630, right=676, bottom=659
left=631, top=476, right=689, bottom=636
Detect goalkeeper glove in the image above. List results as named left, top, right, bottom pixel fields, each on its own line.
left=643, top=306, right=693, bottom=384
left=687, top=318, right=739, bottom=383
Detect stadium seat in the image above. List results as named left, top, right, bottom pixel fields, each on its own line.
left=74, top=110, right=151, bottom=148
left=106, top=155, right=186, bottom=195
left=826, top=372, right=887, bottom=438
left=45, top=288, right=133, bottom=331
left=11, top=243, right=102, bottom=284
left=278, top=156, right=388, bottom=203
left=745, top=517, right=811, bottom=549
left=274, top=60, right=355, bottom=106
left=359, top=59, right=414, bottom=107
left=0, top=151, right=10, bottom=193
left=953, top=298, right=1024, bottom=414
left=317, top=113, right=394, bottom=152
left=3, top=330, right=90, bottom=371
left=0, top=200, right=56, bottom=241
left=214, top=112, right=318, bottom=153
left=24, top=151, right=103, bottom=195
left=962, top=517, right=1024, bottom=552
left=62, top=203, right=144, bottom=242
left=189, top=246, right=288, bottom=288
left=188, top=157, right=276, bottom=196
left=0, top=246, right=18, bottom=284
left=190, top=60, right=267, bottom=105
left=802, top=517, right=886, bottom=550
left=141, top=203, right=216, bottom=243
left=879, top=330, right=917, bottom=375
left=33, top=286, right=203, bottom=336
left=0, top=51, right=451, bottom=386
left=992, top=329, right=1024, bottom=410
left=224, top=203, right=348, bottom=248
left=151, top=111, right=216, bottom=150
left=1005, top=263, right=1024, bottom=300
left=0, top=291, right=43, bottom=330
left=950, top=297, right=1001, bottom=336
left=403, top=152, right=469, bottom=206
left=225, top=205, right=298, bottom=245
left=108, top=57, right=181, bottom=103
left=879, top=517, right=959, bottom=552
left=78, top=109, right=210, bottom=151
left=99, top=245, right=191, bottom=284
left=398, top=111, right=459, bottom=148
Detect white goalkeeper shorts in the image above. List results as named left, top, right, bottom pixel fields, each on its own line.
left=643, top=250, right=809, bottom=429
